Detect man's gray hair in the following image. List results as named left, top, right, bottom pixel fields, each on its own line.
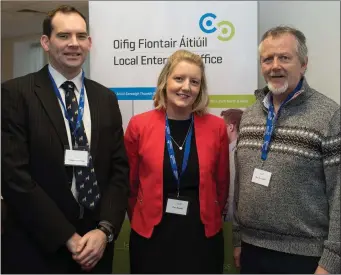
left=259, top=25, right=308, bottom=66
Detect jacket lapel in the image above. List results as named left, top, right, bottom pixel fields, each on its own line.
left=84, top=79, right=99, bottom=160
left=34, top=65, right=69, bottom=147
left=194, top=114, right=205, bottom=172
left=151, top=110, right=166, bottom=186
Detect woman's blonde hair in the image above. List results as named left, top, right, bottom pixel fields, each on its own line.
left=153, top=49, right=209, bottom=115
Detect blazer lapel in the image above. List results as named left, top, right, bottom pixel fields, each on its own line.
left=194, top=114, right=205, bottom=172
left=150, top=110, right=166, bottom=186
left=34, top=65, right=69, bottom=147
left=84, top=79, right=99, bottom=160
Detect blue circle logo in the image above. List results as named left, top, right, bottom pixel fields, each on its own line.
left=199, top=13, right=235, bottom=42
left=199, top=13, right=217, bottom=34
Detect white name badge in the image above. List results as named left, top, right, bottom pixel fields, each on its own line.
left=166, top=198, right=189, bottom=215
left=64, top=149, right=89, bottom=167
left=252, top=168, right=272, bottom=187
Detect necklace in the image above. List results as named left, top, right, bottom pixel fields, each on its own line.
left=170, top=120, right=193, bottom=150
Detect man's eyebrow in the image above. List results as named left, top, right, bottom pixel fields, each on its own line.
left=56, top=31, right=88, bottom=35
left=261, top=52, right=292, bottom=58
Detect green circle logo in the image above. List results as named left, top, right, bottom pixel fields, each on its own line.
left=217, top=20, right=235, bottom=41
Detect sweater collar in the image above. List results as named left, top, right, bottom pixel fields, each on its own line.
left=255, top=77, right=315, bottom=110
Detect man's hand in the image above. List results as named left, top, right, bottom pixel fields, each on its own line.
left=315, top=266, right=329, bottom=274
left=233, top=247, right=241, bottom=268
left=73, top=229, right=107, bottom=271
left=66, top=233, right=82, bottom=254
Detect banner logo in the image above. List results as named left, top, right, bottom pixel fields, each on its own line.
left=199, top=13, right=235, bottom=41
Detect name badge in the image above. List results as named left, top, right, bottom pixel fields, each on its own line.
left=252, top=168, right=272, bottom=187
left=166, top=198, right=189, bottom=215
left=64, top=149, right=89, bottom=167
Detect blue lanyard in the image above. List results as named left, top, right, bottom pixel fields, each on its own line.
left=261, top=79, right=303, bottom=161
left=48, top=71, right=85, bottom=138
left=165, top=115, right=193, bottom=196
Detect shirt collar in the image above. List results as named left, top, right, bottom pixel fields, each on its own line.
left=48, top=64, right=83, bottom=94
left=261, top=79, right=305, bottom=110
left=263, top=92, right=271, bottom=110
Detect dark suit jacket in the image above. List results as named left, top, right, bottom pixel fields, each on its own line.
left=1, top=65, right=129, bottom=271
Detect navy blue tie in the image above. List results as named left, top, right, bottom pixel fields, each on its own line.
left=62, top=81, right=100, bottom=210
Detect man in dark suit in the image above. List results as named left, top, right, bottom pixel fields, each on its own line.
left=1, top=5, right=129, bottom=273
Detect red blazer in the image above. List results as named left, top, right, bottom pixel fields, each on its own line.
left=124, top=109, right=229, bottom=238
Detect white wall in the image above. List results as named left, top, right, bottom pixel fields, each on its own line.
left=1, top=34, right=42, bottom=82
left=258, top=1, right=340, bottom=104
left=13, top=39, right=44, bottom=79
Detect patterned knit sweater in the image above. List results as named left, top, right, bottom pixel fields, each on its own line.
left=233, top=78, right=340, bottom=273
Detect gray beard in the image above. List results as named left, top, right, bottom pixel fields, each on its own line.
left=267, top=80, right=288, bottom=95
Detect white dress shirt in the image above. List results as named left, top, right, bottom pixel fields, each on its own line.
left=48, top=65, right=91, bottom=201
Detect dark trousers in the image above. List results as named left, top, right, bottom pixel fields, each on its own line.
left=240, top=241, right=319, bottom=274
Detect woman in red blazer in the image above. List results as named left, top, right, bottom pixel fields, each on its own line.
left=124, top=49, right=229, bottom=274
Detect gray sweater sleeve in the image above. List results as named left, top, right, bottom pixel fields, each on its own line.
left=319, top=108, right=341, bottom=274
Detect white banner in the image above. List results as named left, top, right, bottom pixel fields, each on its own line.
left=89, top=2, right=258, bottom=273
left=89, top=1, right=258, bottom=130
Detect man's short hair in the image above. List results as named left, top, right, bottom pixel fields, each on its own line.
left=43, top=5, right=87, bottom=38
left=259, top=25, right=308, bottom=66
left=221, top=109, right=244, bottom=132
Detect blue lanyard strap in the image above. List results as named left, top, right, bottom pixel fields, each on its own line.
left=48, top=71, right=85, bottom=138
left=261, top=79, right=303, bottom=161
left=165, top=115, right=193, bottom=195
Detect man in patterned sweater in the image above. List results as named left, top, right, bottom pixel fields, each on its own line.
left=233, top=26, right=340, bottom=274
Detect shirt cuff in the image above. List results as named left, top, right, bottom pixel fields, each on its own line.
left=98, top=220, right=114, bottom=233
